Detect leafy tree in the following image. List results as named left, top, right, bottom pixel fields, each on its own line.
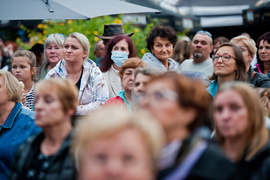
left=17, top=15, right=159, bottom=59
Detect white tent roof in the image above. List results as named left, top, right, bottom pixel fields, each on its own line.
left=157, top=0, right=258, bottom=27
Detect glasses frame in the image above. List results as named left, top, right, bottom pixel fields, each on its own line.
left=213, top=55, right=236, bottom=62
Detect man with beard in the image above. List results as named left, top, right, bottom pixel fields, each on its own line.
left=179, top=31, right=213, bottom=86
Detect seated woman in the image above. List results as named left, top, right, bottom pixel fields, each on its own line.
left=140, top=72, right=235, bottom=180
left=36, top=34, right=65, bottom=80
left=45, top=32, right=108, bottom=115
left=254, top=31, right=270, bottom=77
left=230, top=35, right=270, bottom=87
left=207, top=43, right=246, bottom=97
left=0, top=70, right=40, bottom=180
left=100, top=35, right=137, bottom=98
left=104, top=57, right=146, bottom=111
left=71, top=105, right=165, bottom=180
left=213, top=81, right=270, bottom=179
left=10, top=78, right=78, bottom=180
left=142, top=26, right=179, bottom=72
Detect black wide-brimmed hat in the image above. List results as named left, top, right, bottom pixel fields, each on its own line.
left=95, top=24, right=134, bottom=40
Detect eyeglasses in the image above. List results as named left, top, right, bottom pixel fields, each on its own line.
left=140, top=89, right=178, bottom=102
left=196, top=30, right=212, bottom=37
left=213, top=55, right=236, bottom=62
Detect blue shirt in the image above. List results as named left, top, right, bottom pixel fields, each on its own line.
left=206, top=79, right=218, bottom=98
left=0, top=103, right=41, bottom=180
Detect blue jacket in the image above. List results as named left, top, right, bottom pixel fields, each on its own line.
left=0, top=103, right=41, bottom=180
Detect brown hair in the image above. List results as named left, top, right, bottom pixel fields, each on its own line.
left=209, top=43, right=247, bottom=81
left=214, top=81, right=268, bottom=161
left=149, top=72, right=212, bottom=132
left=171, top=39, right=192, bottom=64
left=118, top=57, right=146, bottom=79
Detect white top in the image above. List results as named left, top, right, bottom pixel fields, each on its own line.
left=179, top=58, right=213, bottom=86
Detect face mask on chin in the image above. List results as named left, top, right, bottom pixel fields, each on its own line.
left=111, top=51, right=129, bottom=67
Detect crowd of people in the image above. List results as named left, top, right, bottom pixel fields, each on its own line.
left=1, top=23, right=270, bottom=179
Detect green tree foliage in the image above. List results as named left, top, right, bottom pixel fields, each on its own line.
left=17, top=15, right=159, bottom=59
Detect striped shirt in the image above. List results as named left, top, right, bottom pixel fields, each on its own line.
left=25, top=82, right=35, bottom=111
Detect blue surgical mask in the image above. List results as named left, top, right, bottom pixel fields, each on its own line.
left=111, top=51, right=129, bottom=67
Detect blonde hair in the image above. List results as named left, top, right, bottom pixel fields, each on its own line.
left=214, top=81, right=268, bottom=161
left=230, top=35, right=257, bottom=57
left=11, top=50, right=37, bottom=81
left=0, top=70, right=22, bottom=102
left=35, top=78, right=78, bottom=115
left=71, top=105, right=165, bottom=170
left=66, top=32, right=90, bottom=61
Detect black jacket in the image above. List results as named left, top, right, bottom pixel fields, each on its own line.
left=234, top=139, right=270, bottom=180
left=251, top=66, right=270, bottom=87
left=158, top=134, right=236, bottom=180
left=9, top=132, right=76, bottom=180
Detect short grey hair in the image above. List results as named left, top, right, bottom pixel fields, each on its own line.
left=44, top=33, right=65, bottom=61
left=196, top=30, right=213, bottom=45
left=134, top=67, right=162, bottom=79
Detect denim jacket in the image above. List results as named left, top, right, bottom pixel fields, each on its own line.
left=0, top=103, right=41, bottom=180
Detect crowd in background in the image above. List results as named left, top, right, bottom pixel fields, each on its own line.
left=1, top=23, right=270, bottom=180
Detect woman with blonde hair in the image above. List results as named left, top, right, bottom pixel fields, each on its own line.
left=214, top=81, right=270, bottom=179
left=10, top=78, right=78, bottom=180
left=230, top=35, right=270, bottom=87
left=0, top=70, right=40, bottom=180
left=45, top=32, right=108, bottom=115
left=71, top=105, right=165, bottom=180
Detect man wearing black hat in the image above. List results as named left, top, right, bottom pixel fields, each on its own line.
left=95, top=24, right=134, bottom=46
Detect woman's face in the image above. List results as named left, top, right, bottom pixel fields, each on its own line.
left=64, top=37, right=87, bottom=62
left=214, top=46, right=237, bottom=78
left=112, top=39, right=130, bottom=53
left=134, top=73, right=151, bottom=95
left=45, top=42, right=64, bottom=65
left=121, top=68, right=135, bottom=93
left=151, top=37, right=173, bottom=62
left=78, top=128, right=153, bottom=180
left=214, top=89, right=249, bottom=139
left=233, top=41, right=253, bottom=69
left=141, top=79, right=195, bottom=133
left=258, top=40, right=270, bottom=62
left=34, top=88, right=67, bottom=128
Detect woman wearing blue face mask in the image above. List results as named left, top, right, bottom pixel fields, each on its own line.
left=100, top=35, right=137, bottom=98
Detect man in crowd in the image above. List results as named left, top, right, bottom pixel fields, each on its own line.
left=93, top=40, right=105, bottom=67
left=179, top=30, right=213, bottom=86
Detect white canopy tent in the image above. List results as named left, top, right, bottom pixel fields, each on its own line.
left=157, top=0, right=258, bottom=27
